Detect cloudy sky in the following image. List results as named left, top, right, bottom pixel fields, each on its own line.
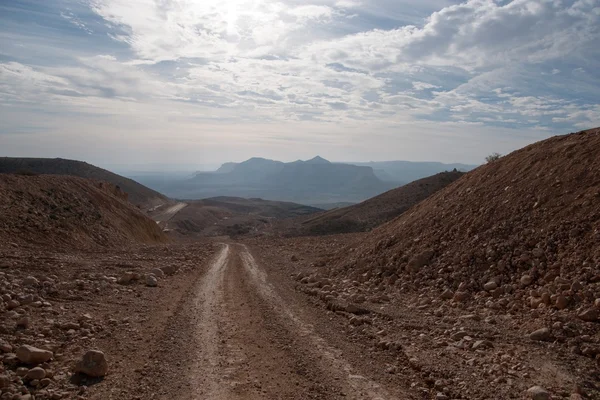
left=1, top=0, right=599, bottom=169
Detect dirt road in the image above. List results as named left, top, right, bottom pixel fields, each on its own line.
left=189, top=243, right=399, bottom=400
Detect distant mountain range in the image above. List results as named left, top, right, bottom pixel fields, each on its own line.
left=144, top=156, right=476, bottom=206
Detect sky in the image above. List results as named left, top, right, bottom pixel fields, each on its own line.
left=0, top=0, right=599, bottom=169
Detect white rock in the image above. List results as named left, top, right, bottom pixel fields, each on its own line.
left=527, top=386, right=550, bottom=400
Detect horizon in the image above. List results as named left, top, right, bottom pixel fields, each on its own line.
left=1, top=1, right=599, bottom=166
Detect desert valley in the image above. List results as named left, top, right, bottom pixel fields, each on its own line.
left=0, top=127, right=599, bottom=400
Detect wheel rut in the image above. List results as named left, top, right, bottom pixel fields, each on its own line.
left=191, top=243, right=400, bottom=400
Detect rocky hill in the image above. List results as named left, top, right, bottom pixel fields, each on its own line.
left=0, top=174, right=166, bottom=249
left=291, top=127, right=600, bottom=398
left=330, top=128, right=600, bottom=304
left=280, top=170, right=464, bottom=236
left=165, top=196, right=321, bottom=237
left=0, top=158, right=168, bottom=209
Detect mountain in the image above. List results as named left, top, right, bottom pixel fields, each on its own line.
left=0, top=157, right=169, bottom=209
left=0, top=174, right=166, bottom=249
left=326, top=127, right=600, bottom=314
left=159, top=157, right=395, bottom=205
left=349, top=160, right=477, bottom=183
left=279, top=170, right=464, bottom=236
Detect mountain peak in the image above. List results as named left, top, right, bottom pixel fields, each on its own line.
left=306, top=156, right=330, bottom=164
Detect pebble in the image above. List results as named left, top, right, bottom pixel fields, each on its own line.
left=529, top=328, right=551, bottom=342
left=527, top=386, right=550, bottom=400
left=26, top=367, right=46, bottom=380
left=146, top=275, right=158, bottom=287
left=578, top=308, right=598, bottom=322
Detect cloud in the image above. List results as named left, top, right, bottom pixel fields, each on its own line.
left=0, top=0, right=599, bottom=165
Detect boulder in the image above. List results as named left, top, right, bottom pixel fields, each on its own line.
left=16, top=345, right=53, bottom=364
left=75, top=350, right=108, bottom=377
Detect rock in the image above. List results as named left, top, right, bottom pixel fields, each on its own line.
left=16, top=345, right=53, bottom=364
left=484, top=281, right=498, bottom=291
left=453, top=291, right=469, bottom=302
left=0, top=374, right=9, bottom=389
left=527, top=386, right=550, bottom=400
left=16, top=316, right=30, bottom=329
left=0, top=341, right=12, bottom=352
left=7, top=299, right=20, bottom=310
left=117, top=272, right=134, bottom=285
left=146, top=275, right=158, bottom=287
left=150, top=268, right=164, bottom=278
left=571, top=281, right=583, bottom=292
left=521, top=275, right=533, bottom=286
left=436, top=393, right=449, bottom=400
left=594, top=298, right=600, bottom=309
left=556, top=295, right=568, bottom=310
left=440, top=289, right=453, bottom=300
left=451, top=331, right=468, bottom=341
left=26, top=367, right=46, bottom=380
left=160, top=265, right=180, bottom=276
left=570, top=394, right=584, bottom=400
left=529, top=328, right=552, bottom=341
left=407, top=249, right=434, bottom=272
left=578, top=308, right=598, bottom=322
left=23, top=276, right=39, bottom=286
left=75, top=350, right=108, bottom=377
left=472, top=340, right=493, bottom=350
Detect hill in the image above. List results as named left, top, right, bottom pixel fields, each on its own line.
left=0, top=174, right=166, bottom=249
left=350, top=160, right=477, bottom=183
left=161, top=196, right=321, bottom=237
left=279, top=170, right=464, bottom=236
left=159, top=157, right=395, bottom=205
left=0, top=157, right=169, bottom=209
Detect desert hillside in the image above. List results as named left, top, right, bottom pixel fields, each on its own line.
left=330, top=127, right=600, bottom=299
left=280, top=170, right=464, bottom=236
left=0, top=158, right=168, bottom=209
left=0, top=174, right=166, bottom=249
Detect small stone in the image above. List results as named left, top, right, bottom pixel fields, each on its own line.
left=529, top=328, right=552, bottom=342
left=451, top=331, right=468, bottom=341
left=453, top=291, right=469, bottom=302
left=484, top=281, right=498, bottom=291
left=555, top=295, right=568, bottom=310
left=472, top=340, right=493, bottom=350
left=17, top=316, right=30, bottom=329
left=146, top=275, right=158, bottom=287
left=26, top=367, right=46, bottom=380
left=0, top=374, right=9, bottom=388
left=594, top=298, right=600, bottom=309
left=578, top=308, right=598, bottom=322
left=117, top=272, right=134, bottom=285
left=527, top=386, right=550, bottom=400
left=16, top=345, right=53, bottom=364
left=7, top=299, right=20, bottom=310
left=150, top=268, right=164, bottom=278
left=521, top=275, right=533, bottom=286
left=436, top=393, right=449, bottom=400
left=23, top=276, right=39, bottom=286
left=75, top=350, right=108, bottom=377
left=440, top=289, right=453, bottom=300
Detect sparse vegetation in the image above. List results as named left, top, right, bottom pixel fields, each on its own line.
left=485, top=152, right=502, bottom=163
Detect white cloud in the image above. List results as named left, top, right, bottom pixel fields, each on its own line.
left=0, top=0, right=599, bottom=165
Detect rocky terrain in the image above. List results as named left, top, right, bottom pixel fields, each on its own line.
left=277, top=170, right=464, bottom=236
left=286, top=127, right=600, bottom=399
left=2, top=127, right=599, bottom=400
left=0, top=174, right=166, bottom=248
left=0, top=158, right=169, bottom=210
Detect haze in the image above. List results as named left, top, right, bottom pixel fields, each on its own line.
left=1, top=0, right=599, bottom=169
